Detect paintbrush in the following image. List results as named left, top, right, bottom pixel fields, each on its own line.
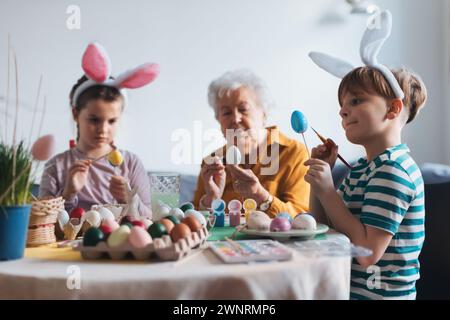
left=310, top=127, right=352, bottom=169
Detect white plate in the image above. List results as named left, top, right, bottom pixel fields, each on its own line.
left=240, top=224, right=329, bottom=240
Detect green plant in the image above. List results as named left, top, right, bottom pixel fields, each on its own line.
left=0, top=141, right=33, bottom=206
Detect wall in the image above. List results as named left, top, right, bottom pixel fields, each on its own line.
left=0, top=0, right=448, bottom=177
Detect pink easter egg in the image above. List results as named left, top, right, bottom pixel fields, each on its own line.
left=31, top=134, right=56, bottom=161
left=128, top=226, right=153, bottom=249
left=102, top=218, right=120, bottom=231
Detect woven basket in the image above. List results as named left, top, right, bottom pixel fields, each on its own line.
left=27, top=196, right=65, bottom=247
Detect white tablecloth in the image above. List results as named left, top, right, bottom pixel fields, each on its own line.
left=0, top=232, right=351, bottom=300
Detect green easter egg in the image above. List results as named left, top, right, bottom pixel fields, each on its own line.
left=165, top=215, right=180, bottom=225
left=179, top=202, right=195, bottom=212
left=147, top=222, right=168, bottom=238
left=83, top=227, right=105, bottom=247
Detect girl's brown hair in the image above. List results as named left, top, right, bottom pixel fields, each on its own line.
left=338, top=67, right=427, bottom=123
left=69, top=75, right=124, bottom=141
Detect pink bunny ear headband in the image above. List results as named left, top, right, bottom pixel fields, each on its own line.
left=309, top=10, right=404, bottom=100
left=71, top=42, right=160, bottom=108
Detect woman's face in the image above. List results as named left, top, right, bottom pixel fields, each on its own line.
left=74, top=98, right=123, bottom=150
left=216, top=86, right=267, bottom=155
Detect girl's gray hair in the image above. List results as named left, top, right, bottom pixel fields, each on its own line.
left=207, top=69, right=275, bottom=116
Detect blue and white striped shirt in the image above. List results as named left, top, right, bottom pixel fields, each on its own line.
left=337, top=144, right=425, bottom=300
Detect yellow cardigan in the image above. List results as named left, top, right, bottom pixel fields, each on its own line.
left=193, top=126, right=310, bottom=218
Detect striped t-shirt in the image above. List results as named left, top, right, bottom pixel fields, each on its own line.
left=337, top=144, right=425, bottom=300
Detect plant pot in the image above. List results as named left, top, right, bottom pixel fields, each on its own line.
left=0, top=205, right=32, bottom=261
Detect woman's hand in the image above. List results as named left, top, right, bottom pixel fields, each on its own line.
left=304, top=158, right=335, bottom=199
left=227, top=165, right=269, bottom=205
left=311, top=138, right=339, bottom=169
left=109, top=176, right=129, bottom=204
left=200, top=156, right=226, bottom=206
left=62, top=159, right=92, bottom=200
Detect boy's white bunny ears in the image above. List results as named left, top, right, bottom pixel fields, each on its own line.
left=309, top=10, right=405, bottom=100
left=71, top=42, right=160, bottom=108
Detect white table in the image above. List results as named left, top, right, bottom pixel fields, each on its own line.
left=0, top=231, right=351, bottom=300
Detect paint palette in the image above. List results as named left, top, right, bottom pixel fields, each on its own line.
left=209, top=240, right=293, bottom=264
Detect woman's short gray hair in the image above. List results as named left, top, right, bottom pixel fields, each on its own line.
left=207, top=69, right=275, bottom=116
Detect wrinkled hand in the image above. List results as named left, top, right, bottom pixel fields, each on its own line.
left=304, top=158, right=335, bottom=199
left=200, top=156, right=226, bottom=206
left=110, top=175, right=129, bottom=204
left=227, top=165, right=269, bottom=204
left=311, top=138, right=338, bottom=169
left=63, top=159, right=91, bottom=199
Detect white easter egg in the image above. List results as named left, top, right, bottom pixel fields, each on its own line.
left=107, top=225, right=131, bottom=247
left=84, top=210, right=101, bottom=227
left=153, top=203, right=171, bottom=221
left=247, top=211, right=272, bottom=231
left=57, top=209, right=69, bottom=229
left=169, top=208, right=185, bottom=220
left=226, top=145, right=242, bottom=165
left=185, top=209, right=207, bottom=226
left=97, top=207, right=115, bottom=221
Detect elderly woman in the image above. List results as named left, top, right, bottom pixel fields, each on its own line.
left=193, top=69, right=310, bottom=217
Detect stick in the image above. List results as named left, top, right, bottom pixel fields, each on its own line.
left=11, top=51, right=19, bottom=203
left=37, top=95, right=46, bottom=139
left=301, top=133, right=311, bottom=158
left=0, top=162, right=32, bottom=204
left=28, top=74, right=43, bottom=145
left=311, top=127, right=352, bottom=169
left=4, top=34, right=11, bottom=143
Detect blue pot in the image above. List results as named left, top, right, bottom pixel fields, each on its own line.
left=0, top=205, right=31, bottom=261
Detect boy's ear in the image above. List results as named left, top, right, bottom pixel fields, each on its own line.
left=387, top=99, right=403, bottom=120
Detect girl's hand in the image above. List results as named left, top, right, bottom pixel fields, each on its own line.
left=109, top=176, right=129, bottom=204
left=304, top=158, right=335, bottom=199
left=227, top=165, right=269, bottom=205
left=200, top=156, right=226, bottom=206
left=63, top=160, right=92, bottom=199
left=311, top=139, right=339, bottom=169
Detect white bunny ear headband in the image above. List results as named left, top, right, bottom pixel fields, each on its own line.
left=309, top=10, right=404, bottom=100
left=71, top=42, right=160, bottom=108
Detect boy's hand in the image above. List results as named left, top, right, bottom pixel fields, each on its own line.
left=304, top=158, right=335, bottom=198
left=311, top=139, right=339, bottom=169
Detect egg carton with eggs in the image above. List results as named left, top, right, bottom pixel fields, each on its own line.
left=74, top=225, right=209, bottom=261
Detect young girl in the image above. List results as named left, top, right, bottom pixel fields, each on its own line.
left=39, top=42, right=159, bottom=218
left=307, top=11, right=427, bottom=299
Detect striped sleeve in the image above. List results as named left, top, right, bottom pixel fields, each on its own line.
left=360, top=161, right=416, bottom=235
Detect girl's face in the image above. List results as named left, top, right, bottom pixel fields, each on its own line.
left=339, top=90, right=390, bottom=145
left=74, top=98, right=123, bottom=150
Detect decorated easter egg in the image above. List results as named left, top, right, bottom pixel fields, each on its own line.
left=70, top=207, right=85, bottom=219
left=84, top=210, right=101, bottom=227
left=277, top=212, right=293, bottom=223
left=31, top=134, right=56, bottom=161
left=184, top=209, right=207, bottom=227
left=225, top=145, right=242, bottom=165
left=147, top=222, right=168, bottom=239
left=169, top=208, right=185, bottom=220
left=179, top=202, right=195, bottom=213
left=165, top=215, right=180, bottom=225
left=100, top=224, right=113, bottom=236
left=107, top=225, right=131, bottom=247
left=181, top=215, right=202, bottom=232
left=247, top=211, right=272, bottom=231
left=108, top=149, right=123, bottom=167
left=128, top=226, right=153, bottom=249
left=83, top=227, right=105, bottom=247
left=243, top=199, right=257, bottom=212
left=170, top=223, right=192, bottom=243
left=270, top=217, right=292, bottom=232
left=131, top=220, right=145, bottom=228
left=291, top=110, right=308, bottom=134
left=211, top=199, right=225, bottom=212
left=292, top=213, right=317, bottom=230
left=102, top=218, right=120, bottom=231
left=97, top=207, right=115, bottom=221
left=159, top=218, right=175, bottom=233
left=228, top=199, right=242, bottom=212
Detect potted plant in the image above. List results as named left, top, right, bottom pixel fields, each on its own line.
left=0, top=39, right=55, bottom=260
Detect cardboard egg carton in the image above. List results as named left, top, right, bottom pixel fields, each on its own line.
left=74, top=226, right=209, bottom=261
